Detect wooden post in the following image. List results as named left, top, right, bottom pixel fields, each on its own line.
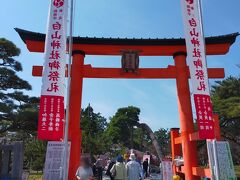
left=173, top=52, right=199, bottom=180
left=68, top=50, right=85, bottom=180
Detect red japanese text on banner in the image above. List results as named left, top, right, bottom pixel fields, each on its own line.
left=38, top=0, right=68, bottom=141
left=180, top=0, right=214, bottom=139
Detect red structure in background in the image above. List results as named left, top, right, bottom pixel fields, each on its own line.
left=170, top=114, right=221, bottom=178
left=16, top=28, right=238, bottom=180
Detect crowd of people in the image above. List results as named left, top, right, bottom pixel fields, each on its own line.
left=75, top=153, right=149, bottom=180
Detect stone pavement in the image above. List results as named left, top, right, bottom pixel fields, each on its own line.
left=103, top=175, right=110, bottom=180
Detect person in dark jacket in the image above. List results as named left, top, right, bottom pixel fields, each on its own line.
left=106, top=159, right=115, bottom=180
left=143, top=158, right=149, bottom=177
left=92, top=162, right=98, bottom=178
left=95, top=156, right=103, bottom=180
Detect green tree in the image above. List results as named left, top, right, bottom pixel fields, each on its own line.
left=211, top=76, right=240, bottom=163
left=106, top=106, right=140, bottom=148
left=81, top=104, right=108, bottom=155
left=133, top=127, right=145, bottom=150
left=0, top=38, right=37, bottom=135
left=133, top=127, right=153, bottom=153
left=154, top=128, right=170, bottom=156
left=211, top=77, right=240, bottom=142
left=24, top=139, right=47, bottom=171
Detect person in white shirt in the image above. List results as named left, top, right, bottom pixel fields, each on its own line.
left=76, top=157, right=94, bottom=180
left=126, top=154, right=143, bottom=180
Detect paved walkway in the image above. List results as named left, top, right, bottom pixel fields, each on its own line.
left=103, top=175, right=162, bottom=180
left=102, top=175, right=110, bottom=180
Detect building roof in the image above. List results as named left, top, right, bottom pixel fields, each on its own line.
left=15, top=28, right=239, bottom=46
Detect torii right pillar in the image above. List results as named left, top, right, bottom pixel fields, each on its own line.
left=174, top=52, right=199, bottom=180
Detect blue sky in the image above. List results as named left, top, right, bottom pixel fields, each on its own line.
left=1, top=0, right=239, bottom=130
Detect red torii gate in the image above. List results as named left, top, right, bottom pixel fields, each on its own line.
left=16, top=28, right=238, bottom=180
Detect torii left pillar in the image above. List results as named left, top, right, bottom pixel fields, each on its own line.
left=174, top=52, right=199, bottom=180
left=68, top=50, right=85, bottom=180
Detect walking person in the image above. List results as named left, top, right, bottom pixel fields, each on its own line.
left=92, top=161, right=98, bottom=178
left=106, top=158, right=116, bottom=180
left=142, top=158, right=149, bottom=178
left=76, top=157, right=94, bottom=180
left=95, top=156, right=103, bottom=180
left=110, top=155, right=127, bottom=180
left=126, top=153, right=143, bottom=180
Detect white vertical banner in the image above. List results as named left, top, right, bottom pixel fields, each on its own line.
left=180, top=0, right=214, bottom=139
left=38, top=0, right=68, bottom=140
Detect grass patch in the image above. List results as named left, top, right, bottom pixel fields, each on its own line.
left=28, top=172, right=43, bottom=180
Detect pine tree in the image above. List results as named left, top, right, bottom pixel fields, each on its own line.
left=0, top=38, right=38, bottom=135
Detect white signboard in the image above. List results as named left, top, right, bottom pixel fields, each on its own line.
left=41, top=0, right=67, bottom=97
left=43, top=141, right=70, bottom=180
left=180, top=0, right=210, bottom=95
left=162, top=160, right=173, bottom=180
left=207, top=140, right=236, bottom=180
left=38, top=0, right=68, bottom=140
left=181, top=0, right=215, bottom=139
left=22, top=172, right=29, bottom=180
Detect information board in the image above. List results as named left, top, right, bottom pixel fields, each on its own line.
left=207, top=140, right=236, bottom=180
left=43, top=141, right=70, bottom=180
left=162, top=160, right=173, bottom=180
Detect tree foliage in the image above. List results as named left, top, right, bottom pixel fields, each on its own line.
left=133, top=127, right=146, bottom=151
left=106, top=106, right=140, bottom=148
left=81, top=105, right=108, bottom=155
left=211, top=76, right=240, bottom=163
left=24, top=139, right=47, bottom=171
left=0, top=38, right=31, bottom=91
left=0, top=38, right=38, bottom=135
left=154, top=128, right=171, bottom=156
left=211, top=77, right=240, bottom=143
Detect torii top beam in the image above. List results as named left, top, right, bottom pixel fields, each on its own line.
left=15, top=28, right=238, bottom=56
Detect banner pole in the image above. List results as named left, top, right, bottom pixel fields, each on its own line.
left=197, top=0, right=209, bottom=82
left=63, top=0, right=74, bottom=179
